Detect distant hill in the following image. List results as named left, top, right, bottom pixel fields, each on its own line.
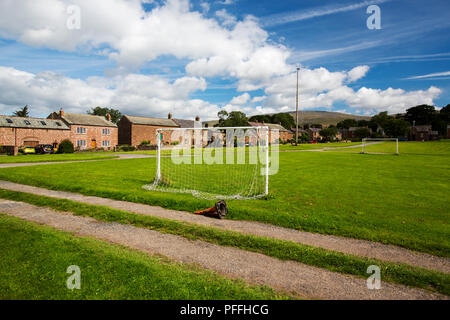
left=202, top=110, right=371, bottom=127
left=285, top=110, right=371, bottom=126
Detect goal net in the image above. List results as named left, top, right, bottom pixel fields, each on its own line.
left=361, top=138, right=399, bottom=155
left=143, top=126, right=270, bottom=200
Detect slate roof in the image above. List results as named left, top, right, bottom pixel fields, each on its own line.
left=173, top=118, right=195, bottom=128
left=249, top=122, right=288, bottom=131
left=124, top=115, right=179, bottom=127
left=59, top=113, right=117, bottom=127
left=0, top=115, right=70, bottom=130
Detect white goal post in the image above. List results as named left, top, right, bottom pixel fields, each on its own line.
left=145, top=126, right=270, bottom=200
left=361, top=138, right=399, bottom=155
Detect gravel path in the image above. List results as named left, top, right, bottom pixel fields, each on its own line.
left=0, top=154, right=152, bottom=168
left=0, top=199, right=446, bottom=300
left=0, top=180, right=448, bottom=274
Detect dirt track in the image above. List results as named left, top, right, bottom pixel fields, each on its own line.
left=0, top=199, right=446, bottom=300
left=0, top=180, right=448, bottom=274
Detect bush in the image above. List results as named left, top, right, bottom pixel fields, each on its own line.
left=57, top=139, right=74, bottom=154
left=140, top=140, right=151, bottom=145
left=118, top=145, right=136, bottom=152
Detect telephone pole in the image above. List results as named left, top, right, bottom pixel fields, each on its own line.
left=295, top=66, right=300, bottom=145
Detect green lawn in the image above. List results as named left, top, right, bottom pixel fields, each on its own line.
left=278, top=141, right=361, bottom=151
left=327, top=140, right=450, bottom=155
left=0, top=141, right=448, bottom=256
left=0, top=214, right=286, bottom=300
left=0, top=153, right=118, bottom=164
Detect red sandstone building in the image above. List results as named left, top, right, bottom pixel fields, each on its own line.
left=117, top=114, right=180, bottom=146
left=48, top=109, right=118, bottom=150
left=0, top=115, right=71, bottom=155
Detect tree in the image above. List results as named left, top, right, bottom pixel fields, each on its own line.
left=354, top=127, right=371, bottom=139
left=13, top=105, right=29, bottom=117
left=57, top=139, right=74, bottom=154
left=337, top=119, right=357, bottom=129
left=87, top=107, right=122, bottom=124
left=271, top=113, right=295, bottom=129
left=319, top=127, right=338, bottom=141
left=216, top=111, right=249, bottom=127
left=248, top=114, right=272, bottom=124
left=438, top=104, right=450, bottom=129
left=357, top=119, right=369, bottom=127
left=405, top=105, right=436, bottom=125
left=383, top=118, right=410, bottom=137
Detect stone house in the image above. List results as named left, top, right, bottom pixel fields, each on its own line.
left=117, top=114, right=180, bottom=147
left=0, top=115, right=71, bottom=155
left=48, top=109, right=118, bottom=150
left=409, top=125, right=438, bottom=141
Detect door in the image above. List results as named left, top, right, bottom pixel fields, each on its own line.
left=91, top=140, right=96, bottom=148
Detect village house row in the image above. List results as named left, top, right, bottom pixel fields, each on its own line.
left=0, top=109, right=292, bottom=155
left=1, top=108, right=448, bottom=155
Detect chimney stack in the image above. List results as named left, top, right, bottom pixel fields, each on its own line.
left=168, top=113, right=172, bottom=119
left=59, top=108, right=64, bottom=117
left=106, top=113, right=111, bottom=122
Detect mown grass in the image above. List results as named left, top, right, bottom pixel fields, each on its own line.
left=0, top=213, right=288, bottom=300
left=278, top=141, right=361, bottom=151
left=104, top=141, right=362, bottom=155
left=0, top=153, right=118, bottom=164
left=0, top=189, right=448, bottom=296
left=327, top=140, right=450, bottom=155
left=0, top=141, right=448, bottom=257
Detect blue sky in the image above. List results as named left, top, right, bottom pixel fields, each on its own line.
left=0, top=0, right=449, bottom=119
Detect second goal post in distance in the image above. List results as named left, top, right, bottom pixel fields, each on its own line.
left=361, top=138, right=399, bottom=155
left=145, top=126, right=271, bottom=200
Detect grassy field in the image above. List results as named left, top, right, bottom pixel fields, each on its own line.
left=102, top=141, right=362, bottom=155
left=0, top=153, right=118, bottom=164
left=327, top=140, right=450, bottom=155
left=1, top=189, right=448, bottom=295
left=0, top=214, right=286, bottom=299
left=0, top=141, right=448, bottom=256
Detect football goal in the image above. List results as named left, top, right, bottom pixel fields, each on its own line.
left=143, top=126, right=270, bottom=200
left=361, top=138, right=399, bottom=155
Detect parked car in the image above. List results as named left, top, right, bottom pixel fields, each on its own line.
left=20, top=146, right=36, bottom=154
left=35, top=144, right=54, bottom=154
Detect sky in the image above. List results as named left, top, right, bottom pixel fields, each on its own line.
left=0, top=0, right=449, bottom=120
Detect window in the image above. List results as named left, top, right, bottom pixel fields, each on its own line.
left=40, top=121, right=47, bottom=126
left=102, top=140, right=110, bottom=147
left=77, top=140, right=86, bottom=147
left=76, top=127, right=86, bottom=134
left=102, top=128, right=111, bottom=135
left=24, top=120, right=31, bottom=125
left=6, top=118, right=13, bottom=124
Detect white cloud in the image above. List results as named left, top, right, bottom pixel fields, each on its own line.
left=405, top=71, right=450, bottom=80
left=0, top=66, right=219, bottom=120
left=215, top=9, right=237, bottom=26
left=261, top=0, right=390, bottom=27
left=230, top=92, right=250, bottom=105
left=347, top=65, right=370, bottom=82
left=217, top=0, right=235, bottom=5
left=260, top=66, right=441, bottom=114
left=251, top=96, right=266, bottom=103
left=0, top=0, right=291, bottom=83
left=200, top=2, right=210, bottom=14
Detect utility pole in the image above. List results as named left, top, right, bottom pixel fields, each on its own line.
left=295, top=66, right=300, bottom=145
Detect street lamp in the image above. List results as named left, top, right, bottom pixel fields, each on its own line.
left=295, top=66, right=300, bottom=145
